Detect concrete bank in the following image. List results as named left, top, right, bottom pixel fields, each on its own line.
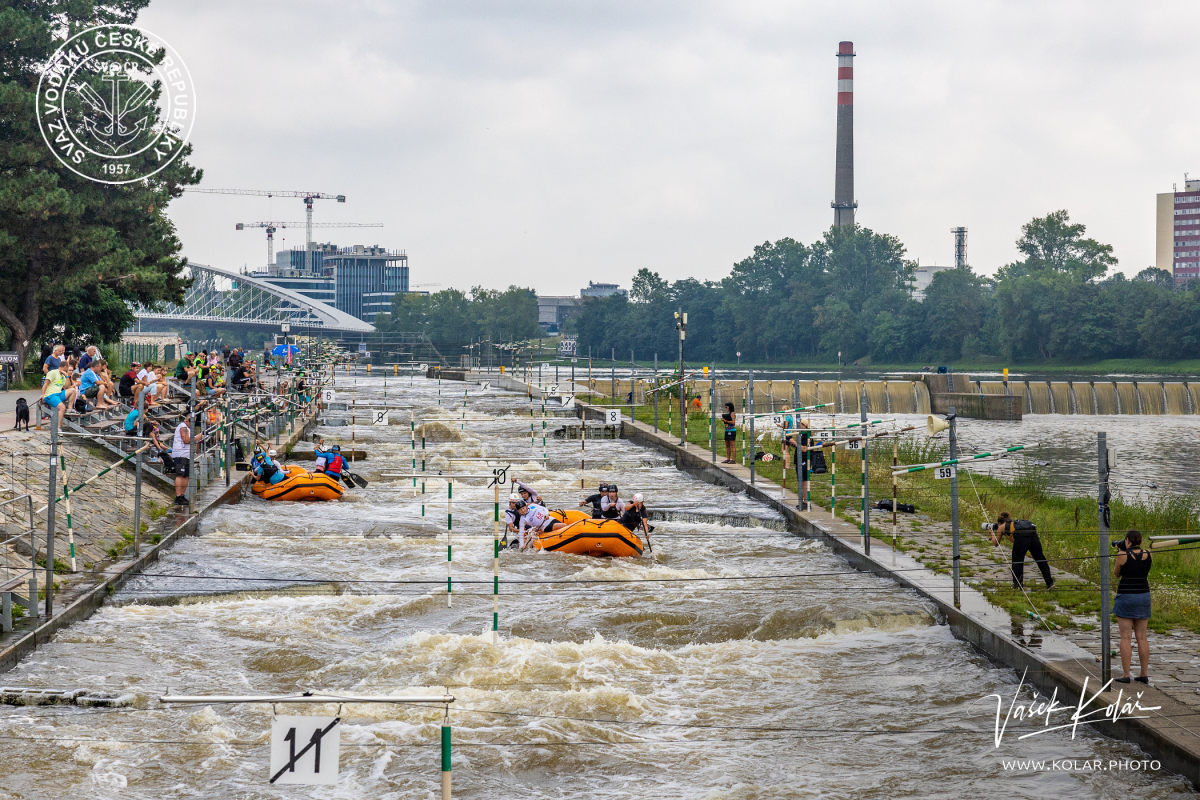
left=0, top=407, right=323, bottom=674
left=571, top=400, right=1200, bottom=788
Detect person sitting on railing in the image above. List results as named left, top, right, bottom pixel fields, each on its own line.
left=41, top=359, right=77, bottom=426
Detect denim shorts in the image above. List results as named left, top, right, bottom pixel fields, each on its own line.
left=1113, top=592, right=1151, bottom=620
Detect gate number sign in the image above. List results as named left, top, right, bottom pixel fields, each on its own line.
left=270, top=715, right=341, bottom=785
left=933, top=466, right=957, bottom=480
left=605, top=409, right=622, bottom=425
left=321, top=389, right=336, bottom=403
left=373, top=410, right=390, bottom=426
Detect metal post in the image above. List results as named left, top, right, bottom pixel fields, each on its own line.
left=949, top=407, right=960, bottom=608
left=653, top=354, right=659, bottom=433
left=133, top=392, right=144, bottom=556
left=861, top=387, right=869, bottom=556
left=710, top=364, right=717, bottom=463
left=188, top=374, right=197, bottom=514
left=677, top=310, right=686, bottom=446
left=793, top=379, right=801, bottom=507
left=1098, top=432, right=1111, bottom=683
left=748, top=370, right=755, bottom=485
left=446, top=480, right=453, bottom=608
left=610, top=362, right=615, bottom=408
left=45, top=412, right=58, bottom=616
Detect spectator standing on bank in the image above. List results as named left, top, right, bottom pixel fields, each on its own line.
left=989, top=511, right=1055, bottom=590
left=1113, top=529, right=1152, bottom=685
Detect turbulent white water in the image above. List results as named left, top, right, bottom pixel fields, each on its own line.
left=0, top=376, right=1194, bottom=798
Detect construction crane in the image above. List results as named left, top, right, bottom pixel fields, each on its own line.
left=188, top=188, right=346, bottom=271
left=235, top=221, right=384, bottom=269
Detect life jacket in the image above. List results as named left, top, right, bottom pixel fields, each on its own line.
left=252, top=451, right=279, bottom=480
left=326, top=453, right=345, bottom=474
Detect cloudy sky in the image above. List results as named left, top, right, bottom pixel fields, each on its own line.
left=141, top=0, right=1198, bottom=295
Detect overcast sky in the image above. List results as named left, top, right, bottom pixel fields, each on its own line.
left=141, top=0, right=1198, bottom=295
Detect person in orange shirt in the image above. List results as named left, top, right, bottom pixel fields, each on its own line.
left=690, top=394, right=702, bottom=411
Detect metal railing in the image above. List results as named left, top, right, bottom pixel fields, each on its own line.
left=1, top=494, right=39, bottom=633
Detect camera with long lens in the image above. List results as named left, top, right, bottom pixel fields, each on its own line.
left=1112, top=539, right=1128, bottom=551
left=981, top=522, right=997, bottom=532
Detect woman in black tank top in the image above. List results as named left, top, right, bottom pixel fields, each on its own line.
left=1112, top=529, right=1152, bottom=685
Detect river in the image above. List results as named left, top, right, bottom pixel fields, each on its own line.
left=0, top=376, right=1193, bottom=798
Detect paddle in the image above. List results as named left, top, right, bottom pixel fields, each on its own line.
left=342, top=470, right=369, bottom=488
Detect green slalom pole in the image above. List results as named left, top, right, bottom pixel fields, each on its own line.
left=493, top=482, right=501, bottom=644
left=892, top=444, right=1038, bottom=475
left=441, top=712, right=452, bottom=799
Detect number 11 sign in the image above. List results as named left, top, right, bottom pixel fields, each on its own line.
left=270, top=715, right=341, bottom=785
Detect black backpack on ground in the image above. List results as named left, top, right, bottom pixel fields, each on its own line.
left=808, top=450, right=827, bottom=474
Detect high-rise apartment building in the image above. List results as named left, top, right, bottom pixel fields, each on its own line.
left=1156, top=177, right=1200, bottom=285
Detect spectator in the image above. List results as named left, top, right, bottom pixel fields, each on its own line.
left=135, top=362, right=158, bottom=407
left=41, top=360, right=77, bottom=426
left=78, top=344, right=98, bottom=374
left=1114, top=529, right=1152, bottom=685
left=171, top=413, right=192, bottom=506
left=989, top=511, right=1055, bottom=590
left=43, top=343, right=64, bottom=375
left=118, top=363, right=140, bottom=401
left=78, top=359, right=117, bottom=410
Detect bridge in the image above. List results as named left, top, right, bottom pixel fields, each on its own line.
left=133, top=262, right=374, bottom=335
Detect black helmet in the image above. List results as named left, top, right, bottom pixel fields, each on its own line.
left=513, top=500, right=527, bottom=510
left=598, top=483, right=609, bottom=492
left=608, top=484, right=618, bottom=493
left=331, top=444, right=341, bottom=452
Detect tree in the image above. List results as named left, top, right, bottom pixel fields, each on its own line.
left=921, top=267, right=990, bottom=360
left=997, top=210, right=1116, bottom=283
left=0, top=2, right=201, bottom=377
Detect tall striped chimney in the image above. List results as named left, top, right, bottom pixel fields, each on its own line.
left=832, top=40, right=857, bottom=227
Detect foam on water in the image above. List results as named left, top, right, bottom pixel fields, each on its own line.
left=0, top=376, right=1195, bottom=799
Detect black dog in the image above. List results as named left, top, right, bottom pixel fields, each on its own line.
left=13, top=397, right=30, bottom=431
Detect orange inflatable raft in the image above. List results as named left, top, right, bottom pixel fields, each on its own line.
left=251, top=464, right=344, bottom=502
left=526, top=509, right=644, bottom=557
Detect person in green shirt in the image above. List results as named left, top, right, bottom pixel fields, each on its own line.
left=41, top=360, right=78, bottom=425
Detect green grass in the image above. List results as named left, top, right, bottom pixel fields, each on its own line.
left=600, top=358, right=1200, bottom=376
left=585, top=393, right=1200, bottom=634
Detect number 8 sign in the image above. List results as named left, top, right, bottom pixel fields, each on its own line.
left=605, top=409, right=622, bottom=425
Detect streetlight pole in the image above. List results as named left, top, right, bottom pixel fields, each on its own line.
left=675, top=309, right=687, bottom=446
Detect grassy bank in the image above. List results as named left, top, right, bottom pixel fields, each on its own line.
left=585, top=393, right=1200, bottom=633
left=575, top=357, right=1200, bottom=377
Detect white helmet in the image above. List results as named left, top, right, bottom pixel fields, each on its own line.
left=268, top=449, right=277, bottom=457
left=633, top=493, right=644, bottom=503
left=509, top=493, right=521, bottom=502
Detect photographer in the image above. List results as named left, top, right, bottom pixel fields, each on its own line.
left=1113, top=529, right=1152, bottom=685
left=987, top=511, right=1054, bottom=590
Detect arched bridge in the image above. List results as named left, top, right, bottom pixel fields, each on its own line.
left=133, top=262, right=374, bottom=334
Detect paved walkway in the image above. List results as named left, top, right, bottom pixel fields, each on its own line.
left=0, top=389, right=43, bottom=432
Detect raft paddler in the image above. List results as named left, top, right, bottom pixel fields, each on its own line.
left=515, top=500, right=567, bottom=549
left=579, top=483, right=609, bottom=518
left=503, top=493, right=522, bottom=544
left=251, top=444, right=286, bottom=485
left=618, top=493, right=652, bottom=537
left=599, top=484, right=623, bottom=519
left=514, top=480, right=542, bottom=505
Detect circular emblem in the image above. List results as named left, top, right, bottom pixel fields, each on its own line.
left=36, top=24, right=195, bottom=185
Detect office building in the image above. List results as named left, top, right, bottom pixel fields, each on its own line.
left=256, top=243, right=410, bottom=323
left=1156, top=177, right=1200, bottom=285
left=580, top=281, right=627, bottom=299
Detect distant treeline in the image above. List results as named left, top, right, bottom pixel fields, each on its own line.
left=373, top=286, right=541, bottom=349
left=567, top=211, right=1200, bottom=364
